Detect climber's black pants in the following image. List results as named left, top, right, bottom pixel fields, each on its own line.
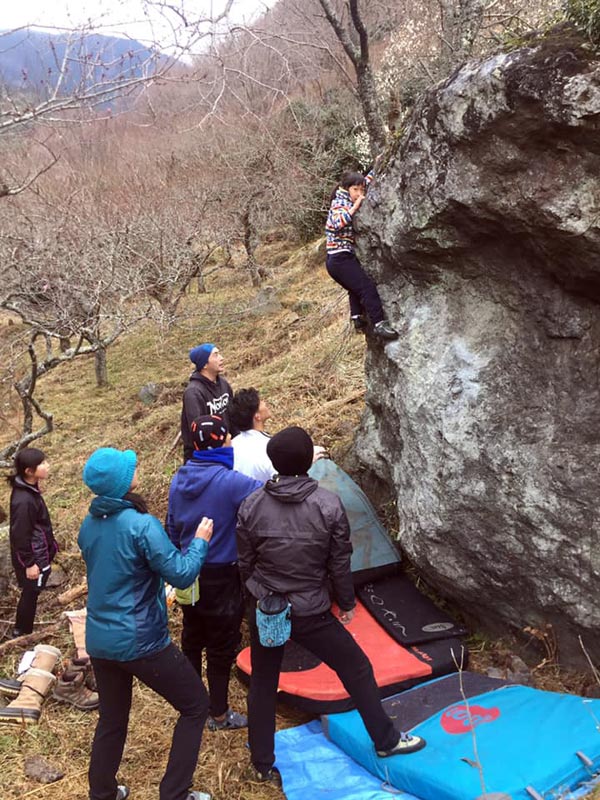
left=326, top=251, right=385, bottom=324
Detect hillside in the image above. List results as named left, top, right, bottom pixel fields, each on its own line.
left=0, top=236, right=598, bottom=800
left=0, top=237, right=368, bottom=800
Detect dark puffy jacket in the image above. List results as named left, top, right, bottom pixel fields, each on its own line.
left=236, top=475, right=355, bottom=616
left=9, top=477, right=58, bottom=570
left=78, top=496, right=208, bottom=661
left=180, top=373, right=236, bottom=460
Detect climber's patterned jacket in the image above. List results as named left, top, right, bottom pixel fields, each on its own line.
left=325, top=170, right=373, bottom=254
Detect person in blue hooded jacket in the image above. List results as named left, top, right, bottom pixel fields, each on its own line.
left=78, top=447, right=214, bottom=800
left=167, top=415, right=262, bottom=732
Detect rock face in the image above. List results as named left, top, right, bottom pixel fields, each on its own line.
left=356, top=30, right=600, bottom=665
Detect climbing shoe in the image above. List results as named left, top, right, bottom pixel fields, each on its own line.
left=377, top=732, right=426, bottom=757
left=351, top=315, right=368, bottom=333
left=373, top=320, right=399, bottom=340
left=52, top=669, right=99, bottom=710
left=252, top=766, right=282, bottom=787
left=207, top=708, right=247, bottom=731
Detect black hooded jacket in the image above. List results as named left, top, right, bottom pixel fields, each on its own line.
left=9, top=477, right=58, bottom=571
left=236, top=475, right=355, bottom=616
left=180, top=372, right=236, bottom=460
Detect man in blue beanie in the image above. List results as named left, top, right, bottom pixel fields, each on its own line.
left=180, top=343, right=237, bottom=462
left=167, top=415, right=262, bottom=732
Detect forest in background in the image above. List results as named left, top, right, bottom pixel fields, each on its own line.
left=0, top=0, right=581, bottom=464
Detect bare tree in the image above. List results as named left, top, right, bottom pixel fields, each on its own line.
left=315, top=0, right=387, bottom=157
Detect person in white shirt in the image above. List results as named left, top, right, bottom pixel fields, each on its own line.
left=230, top=389, right=275, bottom=483
left=230, top=389, right=326, bottom=483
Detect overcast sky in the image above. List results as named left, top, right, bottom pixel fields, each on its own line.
left=1, top=0, right=277, bottom=49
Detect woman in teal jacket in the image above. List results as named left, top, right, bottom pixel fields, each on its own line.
left=78, top=447, right=213, bottom=800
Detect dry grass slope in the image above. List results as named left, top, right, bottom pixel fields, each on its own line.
left=0, top=240, right=367, bottom=800
left=0, top=240, right=598, bottom=799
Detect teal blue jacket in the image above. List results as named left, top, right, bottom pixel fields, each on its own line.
left=78, top=496, right=208, bottom=661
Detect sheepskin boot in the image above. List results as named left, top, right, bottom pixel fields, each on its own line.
left=0, top=668, right=56, bottom=725
left=0, top=644, right=62, bottom=699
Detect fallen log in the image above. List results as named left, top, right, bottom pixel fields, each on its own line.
left=57, top=581, right=87, bottom=606
left=0, top=618, right=67, bottom=657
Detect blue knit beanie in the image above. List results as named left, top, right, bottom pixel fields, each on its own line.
left=83, top=448, right=137, bottom=498
left=189, top=343, right=215, bottom=371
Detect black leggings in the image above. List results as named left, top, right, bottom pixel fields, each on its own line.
left=89, top=643, right=209, bottom=800
left=181, top=563, right=243, bottom=718
left=13, top=565, right=50, bottom=634
left=247, top=608, right=398, bottom=773
left=326, top=251, right=385, bottom=324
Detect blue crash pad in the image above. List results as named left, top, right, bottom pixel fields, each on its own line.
left=324, top=682, right=600, bottom=800
left=275, top=719, right=600, bottom=800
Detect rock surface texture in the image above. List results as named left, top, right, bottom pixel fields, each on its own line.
left=356, top=29, right=600, bottom=665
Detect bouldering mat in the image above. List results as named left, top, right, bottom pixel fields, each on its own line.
left=275, top=718, right=600, bottom=800
left=324, top=676, right=600, bottom=800
left=357, top=574, right=468, bottom=646
left=308, top=458, right=400, bottom=581
left=236, top=600, right=467, bottom=714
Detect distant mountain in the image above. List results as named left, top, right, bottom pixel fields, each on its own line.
left=0, top=28, right=164, bottom=100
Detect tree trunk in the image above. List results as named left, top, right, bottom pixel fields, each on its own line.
left=95, top=347, right=108, bottom=387
left=355, top=62, right=387, bottom=158
left=242, top=201, right=263, bottom=288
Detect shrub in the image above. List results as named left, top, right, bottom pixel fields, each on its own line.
left=565, top=0, right=600, bottom=42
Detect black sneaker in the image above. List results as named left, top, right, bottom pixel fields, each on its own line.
left=373, top=320, right=398, bottom=340
left=376, top=732, right=426, bottom=757
left=0, top=676, right=21, bottom=699
left=116, top=787, right=130, bottom=800
left=351, top=315, right=368, bottom=333
left=252, top=766, right=282, bottom=787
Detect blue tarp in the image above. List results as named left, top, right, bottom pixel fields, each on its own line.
left=275, top=719, right=421, bottom=800
left=275, top=719, right=600, bottom=800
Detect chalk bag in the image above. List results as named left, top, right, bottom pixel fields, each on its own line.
left=256, top=593, right=291, bottom=647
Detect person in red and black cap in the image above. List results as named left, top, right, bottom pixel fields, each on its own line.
left=167, top=415, right=262, bottom=732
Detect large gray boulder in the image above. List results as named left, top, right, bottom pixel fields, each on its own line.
left=356, top=29, right=600, bottom=665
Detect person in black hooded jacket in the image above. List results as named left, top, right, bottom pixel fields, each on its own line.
left=180, top=343, right=237, bottom=461
left=7, top=448, right=58, bottom=638
left=236, top=427, right=425, bottom=786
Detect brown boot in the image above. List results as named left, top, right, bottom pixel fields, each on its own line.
left=0, top=644, right=62, bottom=699
left=64, top=656, right=97, bottom=692
left=52, top=669, right=99, bottom=711
left=0, top=668, right=56, bottom=725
